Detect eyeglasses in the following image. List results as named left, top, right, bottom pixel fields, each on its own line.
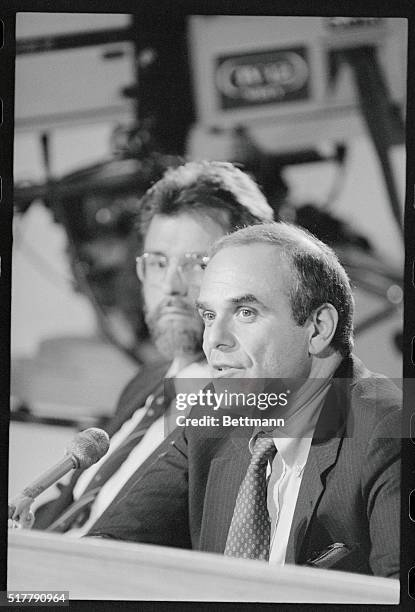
left=136, top=252, right=210, bottom=285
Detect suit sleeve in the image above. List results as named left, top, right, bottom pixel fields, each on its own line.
left=31, top=375, right=138, bottom=529
left=32, top=470, right=80, bottom=530
left=32, top=364, right=170, bottom=530
left=362, top=406, right=401, bottom=578
left=86, top=426, right=192, bottom=549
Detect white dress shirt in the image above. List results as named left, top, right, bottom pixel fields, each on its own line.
left=267, top=435, right=313, bottom=564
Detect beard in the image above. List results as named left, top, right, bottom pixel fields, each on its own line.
left=145, top=297, right=204, bottom=360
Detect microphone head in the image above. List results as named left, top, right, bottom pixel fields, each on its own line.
left=66, top=428, right=110, bottom=469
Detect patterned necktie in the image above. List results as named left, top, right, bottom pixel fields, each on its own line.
left=224, top=434, right=277, bottom=560
left=47, top=385, right=171, bottom=532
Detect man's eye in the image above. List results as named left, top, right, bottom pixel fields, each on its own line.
left=183, top=262, right=202, bottom=272
left=199, top=310, right=215, bottom=322
left=237, top=308, right=256, bottom=320
left=148, top=259, right=167, bottom=269
left=183, top=260, right=207, bottom=273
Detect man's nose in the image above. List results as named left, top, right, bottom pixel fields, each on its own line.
left=204, top=316, right=236, bottom=352
left=161, top=264, right=187, bottom=295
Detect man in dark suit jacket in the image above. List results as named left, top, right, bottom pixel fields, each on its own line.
left=32, top=161, right=273, bottom=531
left=88, top=222, right=400, bottom=578
left=32, top=360, right=169, bottom=529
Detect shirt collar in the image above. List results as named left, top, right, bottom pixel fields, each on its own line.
left=249, top=375, right=333, bottom=468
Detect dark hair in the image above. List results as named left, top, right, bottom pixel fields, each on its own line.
left=211, top=222, right=354, bottom=357
left=137, top=160, right=273, bottom=236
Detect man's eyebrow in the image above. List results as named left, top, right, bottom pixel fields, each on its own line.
left=196, top=294, right=266, bottom=312
left=195, top=300, right=209, bottom=311
left=143, top=250, right=166, bottom=256
left=230, top=294, right=263, bottom=307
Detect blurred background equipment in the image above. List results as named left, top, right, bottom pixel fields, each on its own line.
left=18, top=123, right=181, bottom=363
left=11, top=14, right=405, bottom=490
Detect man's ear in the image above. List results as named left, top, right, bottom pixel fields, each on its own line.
left=308, top=303, right=339, bottom=356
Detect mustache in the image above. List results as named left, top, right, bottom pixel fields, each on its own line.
left=147, top=297, right=197, bottom=322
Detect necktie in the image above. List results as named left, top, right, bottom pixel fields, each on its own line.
left=47, top=385, right=171, bottom=532
left=224, top=434, right=277, bottom=560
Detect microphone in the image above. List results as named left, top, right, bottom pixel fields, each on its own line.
left=8, top=428, right=110, bottom=525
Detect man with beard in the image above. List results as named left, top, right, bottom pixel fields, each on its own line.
left=32, top=160, right=273, bottom=533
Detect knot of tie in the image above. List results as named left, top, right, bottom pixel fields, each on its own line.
left=250, top=434, right=277, bottom=470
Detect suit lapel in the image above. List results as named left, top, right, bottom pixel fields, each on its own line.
left=199, top=431, right=251, bottom=552
left=106, top=362, right=169, bottom=435
left=285, top=435, right=342, bottom=563
left=285, top=368, right=351, bottom=563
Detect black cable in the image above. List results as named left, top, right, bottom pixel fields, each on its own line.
left=338, top=46, right=404, bottom=238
